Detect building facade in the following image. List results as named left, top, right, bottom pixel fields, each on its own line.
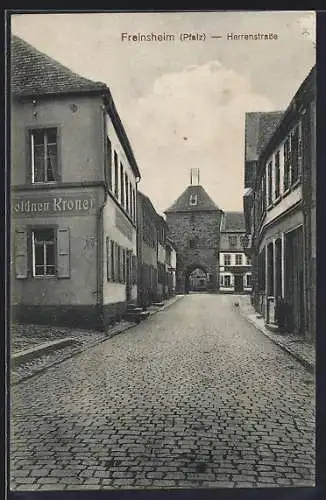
left=136, top=191, right=159, bottom=308
left=11, top=35, right=140, bottom=330
left=244, top=66, right=316, bottom=342
left=165, top=171, right=223, bottom=294
left=219, top=212, right=252, bottom=294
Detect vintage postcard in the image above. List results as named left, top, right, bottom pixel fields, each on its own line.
left=8, top=10, right=316, bottom=494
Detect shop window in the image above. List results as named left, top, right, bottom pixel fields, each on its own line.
left=29, top=128, right=58, bottom=183
left=246, top=274, right=252, bottom=288
left=224, top=254, right=231, bottom=266
left=246, top=256, right=251, bottom=265
left=235, top=254, right=243, bottom=265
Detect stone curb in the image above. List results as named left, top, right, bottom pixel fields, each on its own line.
left=11, top=337, right=78, bottom=368
left=11, top=295, right=184, bottom=385
left=237, top=307, right=315, bottom=374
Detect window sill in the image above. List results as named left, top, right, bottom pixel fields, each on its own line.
left=32, top=275, right=57, bottom=279
left=290, top=178, right=301, bottom=190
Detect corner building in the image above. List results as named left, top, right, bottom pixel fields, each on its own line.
left=11, top=36, right=140, bottom=330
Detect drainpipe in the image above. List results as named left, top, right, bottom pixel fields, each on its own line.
left=96, top=101, right=108, bottom=330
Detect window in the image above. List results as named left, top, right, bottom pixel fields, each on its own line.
left=224, top=254, right=231, bottom=266
left=32, top=229, right=55, bottom=276
left=110, top=240, right=115, bottom=281
left=114, top=151, right=119, bottom=198
left=224, top=275, right=231, bottom=287
left=291, top=126, right=299, bottom=184
left=235, top=254, right=243, bottom=265
left=125, top=173, right=129, bottom=213
left=189, top=238, right=197, bottom=249
left=129, top=182, right=133, bottom=218
left=122, top=248, right=126, bottom=283
left=246, top=274, right=252, bottom=288
left=15, top=227, right=70, bottom=279
left=267, top=160, right=273, bottom=205
left=246, top=256, right=251, bottom=265
left=30, top=128, right=58, bottom=183
left=106, top=138, right=112, bottom=191
left=189, top=194, right=198, bottom=206
left=120, top=163, right=125, bottom=208
left=229, top=235, right=237, bottom=247
left=275, top=151, right=280, bottom=199
left=262, top=172, right=266, bottom=212
left=284, top=138, right=291, bottom=191
left=106, top=237, right=111, bottom=281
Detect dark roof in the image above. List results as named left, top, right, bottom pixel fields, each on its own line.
left=11, top=35, right=107, bottom=97
left=220, top=211, right=245, bottom=233
left=245, top=111, right=283, bottom=162
left=165, top=185, right=220, bottom=213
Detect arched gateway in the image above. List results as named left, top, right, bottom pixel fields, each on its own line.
left=165, top=169, right=223, bottom=294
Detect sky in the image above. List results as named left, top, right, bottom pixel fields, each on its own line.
left=11, top=11, right=316, bottom=215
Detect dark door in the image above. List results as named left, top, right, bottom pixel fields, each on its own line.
left=234, top=274, right=244, bottom=293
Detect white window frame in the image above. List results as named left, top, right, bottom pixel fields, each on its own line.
left=31, top=128, right=57, bottom=184
left=32, top=229, right=56, bottom=277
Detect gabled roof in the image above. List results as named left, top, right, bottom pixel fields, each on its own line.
left=11, top=35, right=107, bottom=97
left=220, top=211, right=245, bottom=233
left=165, top=185, right=220, bottom=213
left=245, top=111, right=284, bottom=162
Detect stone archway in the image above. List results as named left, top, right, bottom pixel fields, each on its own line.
left=184, top=264, right=209, bottom=294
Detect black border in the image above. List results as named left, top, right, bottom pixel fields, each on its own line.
left=4, top=7, right=326, bottom=500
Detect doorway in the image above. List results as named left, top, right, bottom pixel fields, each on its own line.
left=234, top=274, right=244, bottom=293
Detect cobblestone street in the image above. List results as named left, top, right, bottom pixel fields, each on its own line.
left=10, top=294, right=315, bottom=490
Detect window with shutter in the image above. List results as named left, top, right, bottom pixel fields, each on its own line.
left=15, top=229, right=28, bottom=279
left=116, top=243, right=121, bottom=282
left=110, top=240, right=115, bottom=281
left=106, top=236, right=110, bottom=281
left=57, top=228, right=70, bottom=278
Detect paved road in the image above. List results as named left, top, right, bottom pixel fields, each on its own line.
left=10, top=294, right=315, bottom=490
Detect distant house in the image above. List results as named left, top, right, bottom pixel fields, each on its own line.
left=244, top=66, right=316, bottom=342
left=219, top=212, right=252, bottom=294
left=11, top=35, right=141, bottom=330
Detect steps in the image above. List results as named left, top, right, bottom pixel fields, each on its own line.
left=123, top=304, right=150, bottom=324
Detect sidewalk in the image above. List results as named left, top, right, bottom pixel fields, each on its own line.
left=234, top=295, right=315, bottom=373
left=10, top=294, right=184, bottom=385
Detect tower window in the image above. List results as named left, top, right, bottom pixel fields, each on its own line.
left=189, top=194, right=198, bottom=206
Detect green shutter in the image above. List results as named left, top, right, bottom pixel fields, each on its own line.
left=15, top=229, right=28, bottom=279
left=57, top=228, right=70, bottom=278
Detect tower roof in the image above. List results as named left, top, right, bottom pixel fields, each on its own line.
left=11, top=35, right=107, bottom=97
left=165, top=185, right=221, bottom=213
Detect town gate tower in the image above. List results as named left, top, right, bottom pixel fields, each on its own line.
left=165, top=169, right=223, bottom=294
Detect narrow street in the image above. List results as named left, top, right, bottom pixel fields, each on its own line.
left=11, top=294, right=315, bottom=490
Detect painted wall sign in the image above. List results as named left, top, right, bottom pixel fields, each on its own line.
left=12, top=195, right=96, bottom=217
